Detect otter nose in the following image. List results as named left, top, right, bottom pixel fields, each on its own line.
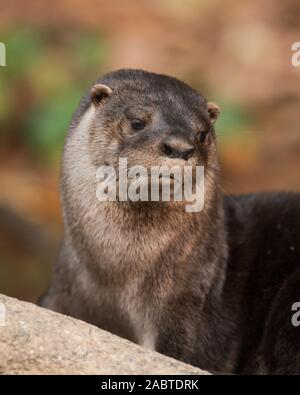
left=161, top=137, right=195, bottom=160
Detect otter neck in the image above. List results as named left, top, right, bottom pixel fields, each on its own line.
left=96, top=184, right=227, bottom=299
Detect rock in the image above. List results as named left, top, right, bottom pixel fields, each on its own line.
left=0, top=294, right=209, bottom=375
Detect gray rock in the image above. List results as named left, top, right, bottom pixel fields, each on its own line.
left=0, top=294, right=209, bottom=375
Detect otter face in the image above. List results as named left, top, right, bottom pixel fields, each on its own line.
left=85, top=70, right=220, bottom=203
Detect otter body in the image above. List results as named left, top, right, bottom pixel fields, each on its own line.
left=40, top=70, right=300, bottom=374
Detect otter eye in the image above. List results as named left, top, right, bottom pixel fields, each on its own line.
left=131, top=118, right=145, bottom=131
left=199, top=130, right=208, bottom=144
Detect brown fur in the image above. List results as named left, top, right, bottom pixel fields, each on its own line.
left=40, top=69, right=300, bottom=374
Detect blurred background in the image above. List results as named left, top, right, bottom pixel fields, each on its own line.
left=0, top=0, right=299, bottom=302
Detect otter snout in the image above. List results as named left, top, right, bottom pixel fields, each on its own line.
left=160, top=135, right=195, bottom=161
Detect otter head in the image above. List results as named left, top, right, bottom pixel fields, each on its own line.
left=86, top=69, right=220, bottom=207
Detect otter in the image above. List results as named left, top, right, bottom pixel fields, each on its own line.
left=39, top=69, right=300, bottom=374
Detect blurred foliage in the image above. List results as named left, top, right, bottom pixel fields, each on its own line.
left=0, top=25, right=254, bottom=164
left=214, top=100, right=253, bottom=142
left=0, top=26, right=108, bottom=300
left=0, top=27, right=107, bottom=164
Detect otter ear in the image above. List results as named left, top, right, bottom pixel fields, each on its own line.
left=91, top=84, right=113, bottom=106
left=207, top=102, right=220, bottom=124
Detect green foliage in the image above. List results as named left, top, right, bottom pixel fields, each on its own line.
left=214, top=100, right=253, bottom=141
left=0, top=27, right=107, bottom=165
left=25, top=89, right=82, bottom=163
left=3, top=28, right=44, bottom=77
